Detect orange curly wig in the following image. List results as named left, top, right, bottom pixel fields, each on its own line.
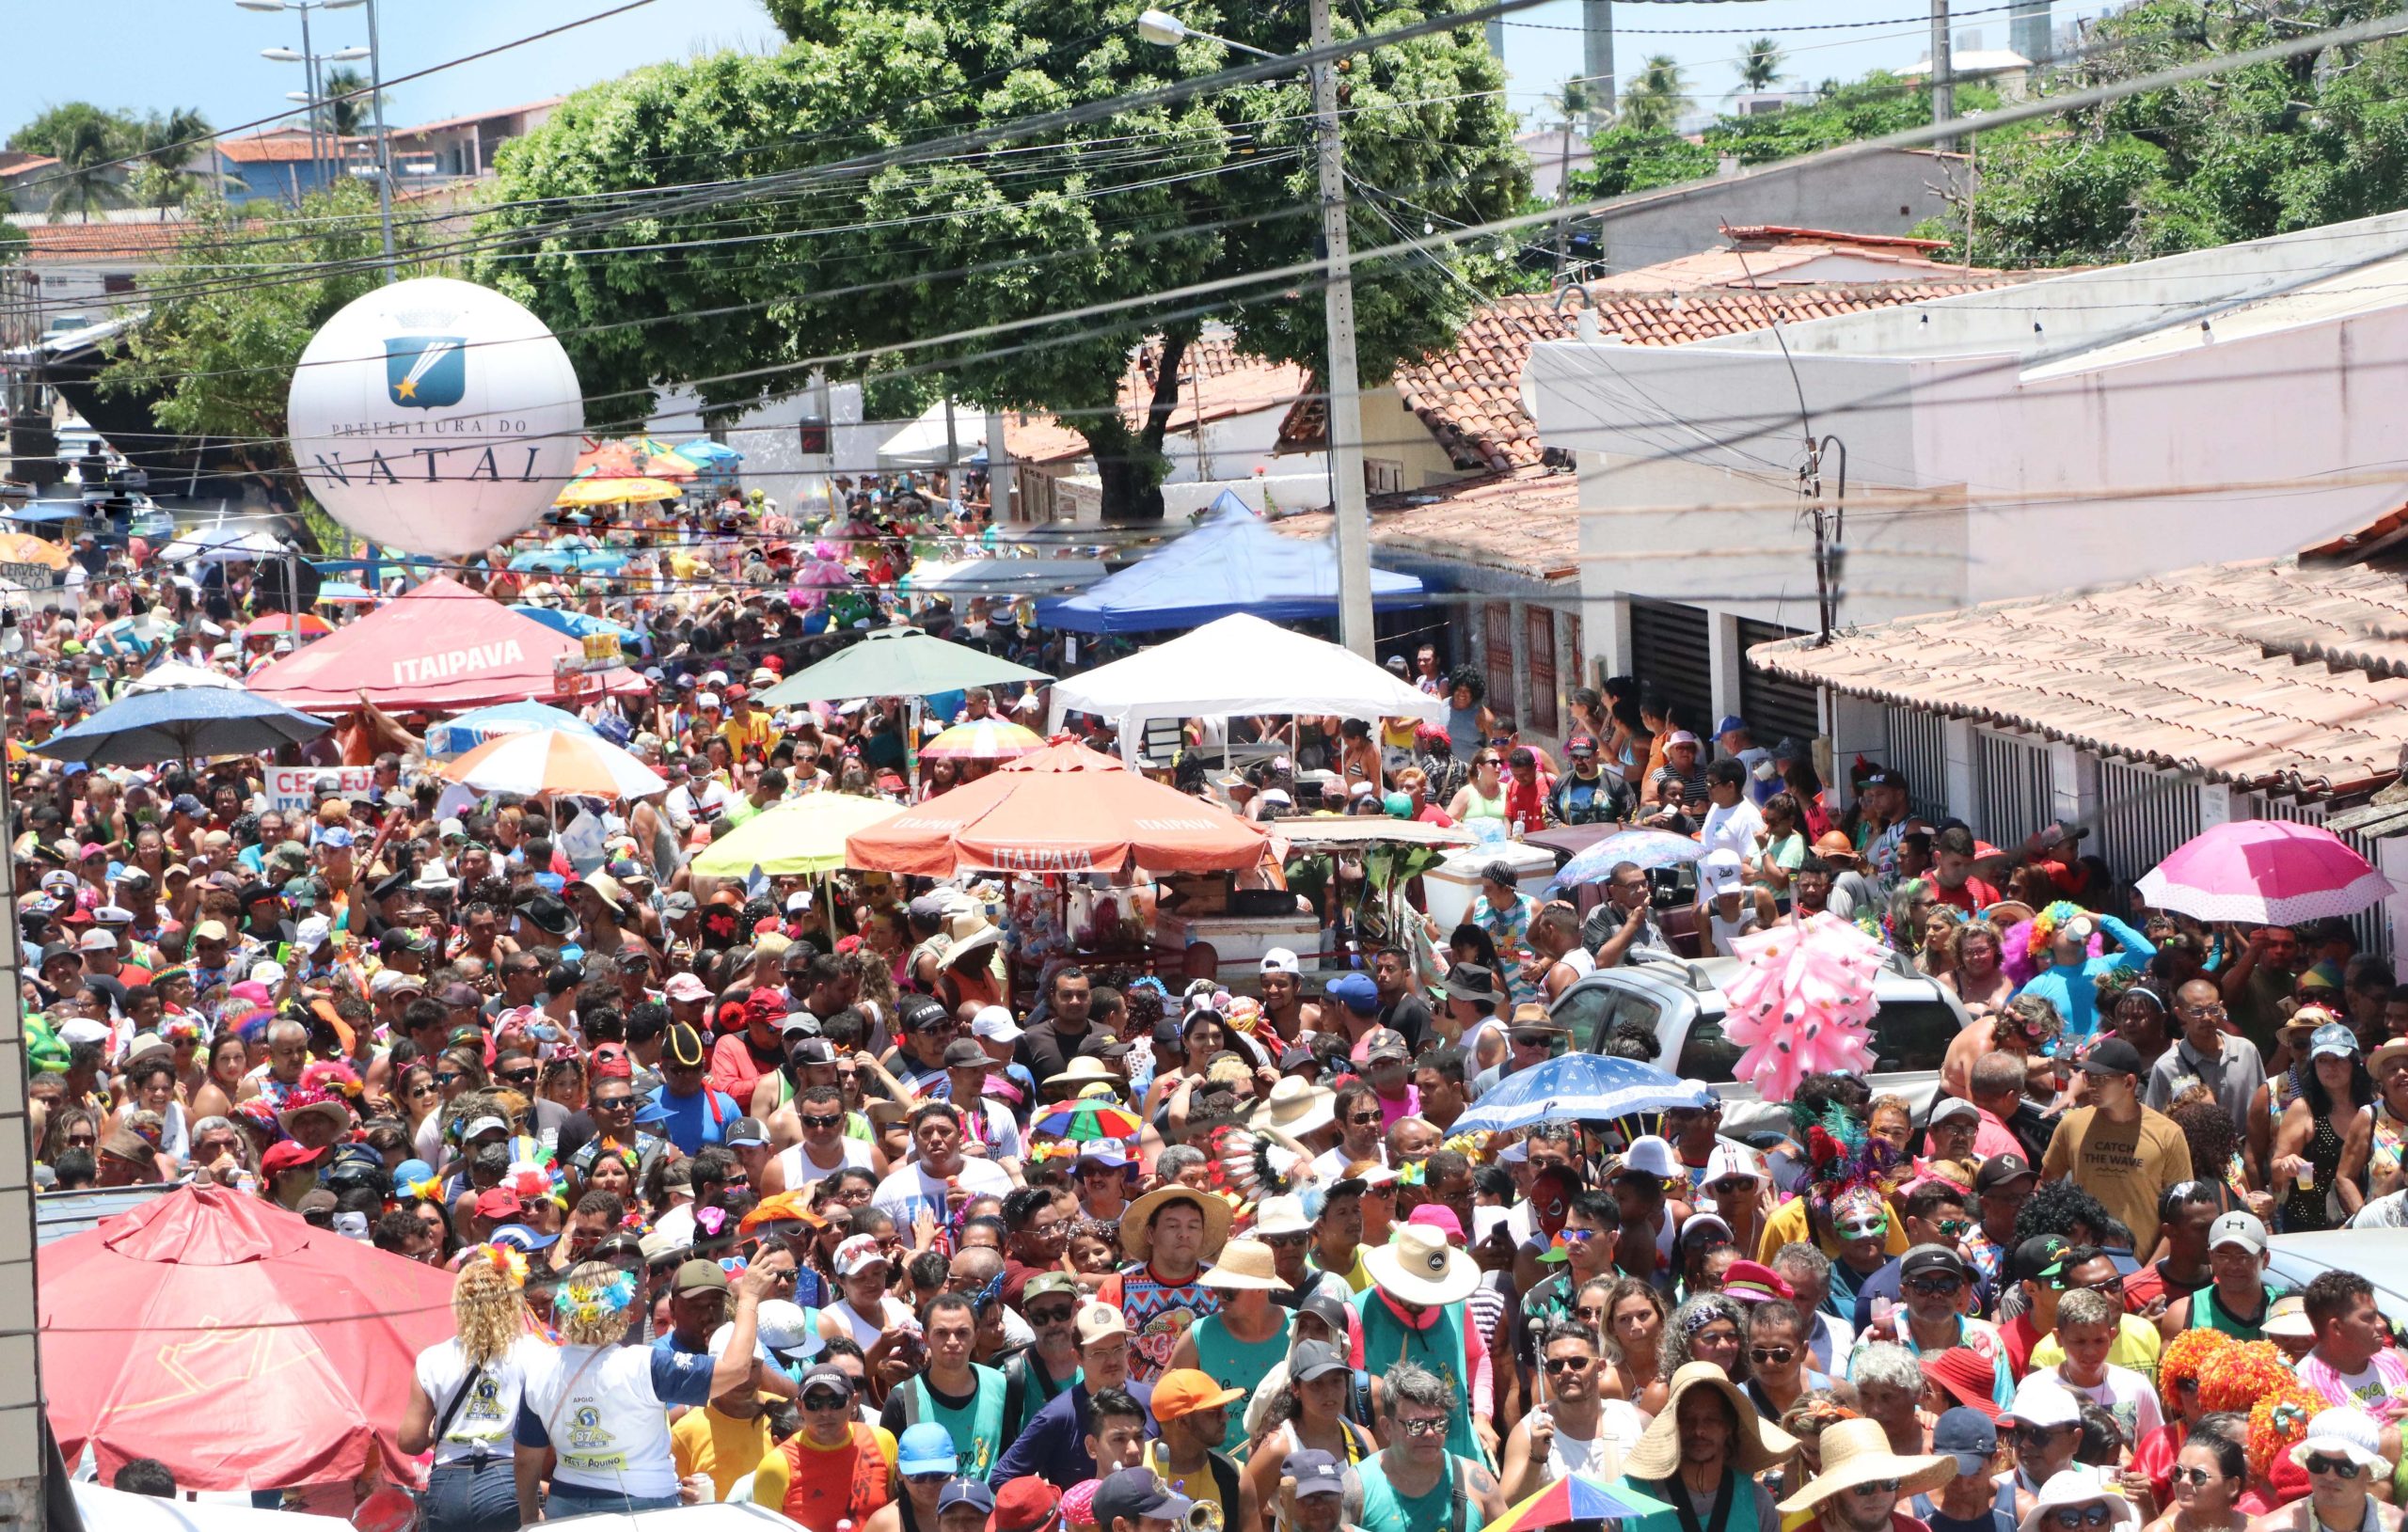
left=2158, top=1327, right=2236, bottom=1415
left=2246, top=1381, right=2328, bottom=1480
left=2196, top=1339, right=2297, bottom=1415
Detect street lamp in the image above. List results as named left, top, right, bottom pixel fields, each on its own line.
left=1137, top=4, right=1375, bottom=656
left=236, top=0, right=394, bottom=276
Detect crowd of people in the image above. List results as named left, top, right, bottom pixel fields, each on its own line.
left=20, top=468, right=2408, bottom=1532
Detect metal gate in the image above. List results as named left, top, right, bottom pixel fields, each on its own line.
left=1972, top=729, right=2053, bottom=846
left=2247, top=795, right=2392, bottom=959
left=2096, top=759, right=2202, bottom=888
left=1737, top=619, right=1822, bottom=746
left=1526, top=606, right=1559, bottom=737
left=1629, top=600, right=1713, bottom=735
left=1884, top=707, right=1950, bottom=823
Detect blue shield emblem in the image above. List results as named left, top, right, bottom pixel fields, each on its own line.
left=385, top=335, right=466, bottom=409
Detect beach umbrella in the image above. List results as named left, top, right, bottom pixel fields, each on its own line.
left=235, top=612, right=332, bottom=640
left=574, top=440, right=642, bottom=478
left=1481, top=1474, right=1671, bottom=1532
left=1029, top=1100, right=1144, bottom=1142
left=512, top=604, right=639, bottom=641
left=158, top=525, right=283, bottom=563
left=689, top=792, right=906, bottom=877
left=643, top=453, right=700, bottom=482
left=315, top=581, right=375, bottom=604
left=919, top=717, right=1046, bottom=761
left=673, top=438, right=744, bottom=464
left=423, top=699, right=597, bottom=759
left=0, top=532, right=69, bottom=570
left=1548, top=829, right=1706, bottom=891
left=40, top=1184, right=454, bottom=1491
left=555, top=476, right=681, bottom=508
left=34, top=678, right=332, bottom=766
left=2136, top=819, right=2393, bottom=924
left=760, top=626, right=1049, bottom=706
left=1450, top=1052, right=1711, bottom=1135
left=507, top=545, right=628, bottom=575
left=434, top=726, right=667, bottom=799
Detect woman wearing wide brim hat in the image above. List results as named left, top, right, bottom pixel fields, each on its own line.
left=1120, top=1184, right=1235, bottom=1265
left=1775, top=1416, right=1957, bottom=1518
left=1041, top=1055, right=1121, bottom=1098
left=1619, top=1362, right=1801, bottom=1481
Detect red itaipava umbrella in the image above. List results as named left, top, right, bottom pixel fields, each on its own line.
left=40, top=1184, right=458, bottom=1491
left=846, top=739, right=1268, bottom=876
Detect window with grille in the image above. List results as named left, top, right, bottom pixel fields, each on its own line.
left=2096, top=759, right=2202, bottom=889
left=1883, top=707, right=1950, bottom=823
left=1972, top=729, right=2052, bottom=849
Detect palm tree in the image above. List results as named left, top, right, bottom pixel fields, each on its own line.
left=1739, top=38, right=1786, bottom=93
left=133, top=107, right=212, bottom=216
left=316, top=68, right=386, bottom=138
left=1621, top=55, right=1691, bottom=136
left=42, top=111, right=127, bottom=223
left=1545, top=75, right=1597, bottom=278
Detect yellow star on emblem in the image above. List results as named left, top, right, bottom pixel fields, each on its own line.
left=394, top=378, right=417, bottom=400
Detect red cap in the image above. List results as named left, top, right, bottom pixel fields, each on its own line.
left=261, top=1141, right=327, bottom=1177
left=988, top=1477, right=1062, bottom=1532
left=474, top=1187, right=523, bottom=1221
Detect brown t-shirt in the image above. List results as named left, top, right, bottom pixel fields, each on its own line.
left=2039, top=1103, right=2194, bottom=1253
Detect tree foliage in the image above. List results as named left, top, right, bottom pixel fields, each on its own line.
left=1566, top=128, right=1717, bottom=198
left=97, top=182, right=411, bottom=498
left=5, top=102, right=214, bottom=219
left=1927, top=0, right=2408, bottom=266
left=1622, top=55, right=1690, bottom=135
left=1738, top=39, right=1785, bottom=93
left=475, top=0, right=1527, bottom=519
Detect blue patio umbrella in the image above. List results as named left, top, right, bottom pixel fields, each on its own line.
left=424, top=700, right=598, bottom=758
left=672, top=439, right=743, bottom=464
left=511, top=605, right=639, bottom=642
left=506, top=546, right=628, bottom=576
left=1450, top=1052, right=1712, bottom=1135
left=1547, top=829, right=1705, bottom=892
left=35, top=685, right=331, bottom=766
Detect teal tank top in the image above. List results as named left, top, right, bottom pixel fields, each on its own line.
left=1357, top=1454, right=1475, bottom=1532
left=1190, top=1310, right=1292, bottom=1415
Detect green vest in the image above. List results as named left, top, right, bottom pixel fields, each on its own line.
left=1354, top=1288, right=1476, bottom=1462
left=908, top=1365, right=1007, bottom=1482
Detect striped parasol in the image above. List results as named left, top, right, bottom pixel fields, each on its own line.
left=432, top=727, right=668, bottom=800
left=918, top=717, right=1047, bottom=761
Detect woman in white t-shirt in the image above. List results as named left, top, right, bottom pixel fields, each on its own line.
left=401, top=1248, right=550, bottom=1532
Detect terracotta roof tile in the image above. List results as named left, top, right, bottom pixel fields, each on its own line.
left=1749, top=555, right=2408, bottom=795
left=217, top=132, right=370, bottom=165
left=20, top=221, right=201, bottom=260
left=1271, top=466, right=1579, bottom=583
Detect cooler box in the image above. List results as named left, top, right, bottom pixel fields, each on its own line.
left=1156, top=910, right=1323, bottom=968
left=1422, top=841, right=1556, bottom=932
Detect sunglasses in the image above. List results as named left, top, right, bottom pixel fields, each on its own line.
left=2017, top=1427, right=2076, bottom=1447
left=1934, top=1217, right=1972, bottom=1240
left=436, top=1072, right=466, bottom=1087
left=905, top=1472, right=949, bottom=1485
left=800, top=1113, right=845, bottom=1130
left=1847, top=1481, right=1904, bottom=1496
left=1261, top=1233, right=1311, bottom=1250
left=2305, top=1456, right=2365, bottom=1479
left=1396, top=1417, right=1448, bottom=1438
left=2170, top=1467, right=2219, bottom=1488
left=803, top=1392, right=849, bottom=1411
left=1748, top=1345, right=1796, bottom=1366
left=408, top=1083, right=438, bottom=1098
left=1347, top=1112, right=1383, bottom=1126
left=1027, top=1304, right=1077, bottom=1325
left=499, top=1069, right=539, bottom=1087
left=593, top=1097, right=633, bottom=1113
left=1560, top=1228, right=1600, bottom=1244
left=1706, top=1178, right=1757, bottom=1197
left=2046, top=1508, right=2115, bottom=1529
left=1908, top=1274, right=1966, bottom=1296
left=1542, top=1356, right=1593, bottom=1374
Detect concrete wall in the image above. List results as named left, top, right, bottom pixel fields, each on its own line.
left=646, top=378, right=872, bottom=516
left=1155, top=405, right=1325, bottom=488
left=1592, top=149, right=1970, bottom=275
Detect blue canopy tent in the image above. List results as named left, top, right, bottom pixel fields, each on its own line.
left=511, top=605, right=639, bottom=642
left=1035, top=492, right=1424, bottom=635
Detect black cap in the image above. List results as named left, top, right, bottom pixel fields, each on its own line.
left=664, top=1021, right=707, bottom=1069
left=2079, top=1037, right=2145, bottom=1078
left=1901, top=1243, right=1972, bottom=1281
left=1973, top=1153, right=2036, bottom=1192
left=2009, top=1233, right=2071, bottom=1286
left=1861, top=766, right=1908, bottom=789
left=942, top=1038, right=989, bottom=1069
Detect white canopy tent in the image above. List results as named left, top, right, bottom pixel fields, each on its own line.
left=874, top=397, right=974, bottom=470
left=1046, top=611, right=1446, bottom=761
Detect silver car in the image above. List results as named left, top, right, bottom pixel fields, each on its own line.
left=1545, top=949, right=1974, bottom=1141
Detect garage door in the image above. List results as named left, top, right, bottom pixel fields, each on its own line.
left=1737, top=619, right=1822, bottom=745
left=1628, top=600, right=1712, bottom=734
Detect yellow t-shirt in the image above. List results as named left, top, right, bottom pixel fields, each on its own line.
left=721, top=712, right=780, bottom=761
left=2029, top=1314, right=2163, bottom=1382
left=1753, top=1194, right=1910, bottom=1266
left=671, top=1403, right=776, bottom=1502
left=751, top=1424, right=898, bottom=1521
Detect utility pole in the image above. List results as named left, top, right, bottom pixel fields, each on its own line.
left=1311, top=0, right=1376, bottom=657
left=364, top=0, right=396, bottom=280
left=1584, top=0, right=1616, bottom=124
left=298, top=0, right=324, bottom=194
left=1930, top=0, right=1956, bottom=151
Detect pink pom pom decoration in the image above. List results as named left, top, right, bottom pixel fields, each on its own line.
left=1720, top=912, right=1887, bottom=1100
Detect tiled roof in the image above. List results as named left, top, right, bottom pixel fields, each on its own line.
left=19, top=221, right=199, bottom=261
left=1280, top=278, right=2023, bottom=471
left=1127, top=332, right=1307, bottom=434
left=1721, top=225, right=1954, bottom=254
left=1003, top=413, right=1095, bottom=466
left=216, top=132, right=369, bottom=165
left=390, top=97, right=563, bottom=138
left=1271, top=466, right=1580, bottom=583
left=0, top=154, right=60, bottom=182
left=1748, top=555, right=2408, bottom=795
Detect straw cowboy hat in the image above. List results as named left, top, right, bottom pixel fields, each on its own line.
left=1198, top=1239, right=1291, bottom=1292
left=1777, top=1417, right=1957, bottom=1515
left=1248, top=1076, right=1336, bottom=1137
left=1042, top=1056, right=1120, bottom=1093
left=1621, top=1362, right=1800, bottom=1480
left=1364, top=1223, right=1478, bottom=1307
left=1120, top=1185, right=1234, bottom=1265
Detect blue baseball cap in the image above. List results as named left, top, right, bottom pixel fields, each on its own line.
left=316, top=827, right=355, bottom=850
left=489, top=1224, right=560, bottom=1253
left=1325, top=971, right=1379, bottom=1016
left=895, top=1423, right=958, bottom=1475
left=937, top=1479, right=995, bottom=1515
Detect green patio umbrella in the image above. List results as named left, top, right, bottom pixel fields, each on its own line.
left=758, top=626, right=1050, bottom=705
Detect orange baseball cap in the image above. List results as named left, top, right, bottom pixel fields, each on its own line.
left=1150, top=1369, right=1245, bottom=1422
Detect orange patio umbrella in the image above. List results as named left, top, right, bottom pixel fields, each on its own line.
left=845, top=740, right=1268, bottom=876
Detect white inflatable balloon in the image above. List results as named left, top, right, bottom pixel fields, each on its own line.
left=286, top=277, right=583, bottom=558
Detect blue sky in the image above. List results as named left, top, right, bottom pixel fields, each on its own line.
left=1, top=0, right=2077, bottom=150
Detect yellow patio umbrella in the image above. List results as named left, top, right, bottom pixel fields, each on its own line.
left=690, top=791, right=905, bottom=877
left=0, top=533, right=71, bottom=570
left=554, top=476, right=682, bottom=508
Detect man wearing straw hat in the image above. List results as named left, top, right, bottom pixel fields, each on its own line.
left=1099, top=1185, right=1231, bottom=1385
left=1354, top=1222, right=1490, bottom=1462
left=1777, top=1415, right=1959, bottom=1532
left=1606, top=1362, right=1799, bottom=1532
left=1171, top=1238, right=1293, bottom=1417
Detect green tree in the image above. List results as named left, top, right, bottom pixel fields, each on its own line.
left=474, top=0, right=1528, bottom=519
left=7, top=102, right=136, bottom=158
left=20, top=106, right=133, bottom=222
left=1566, top=126, right=1717, bottom=198
left=316, top=68, right=386, bottom=138
left=1621, top=55, right=1690, bottom=136
left=98, top=181, right=411, bottom=498
left=1738, top=39, right=1785, bottom=94
left=128, top=107, right=214, bottom=216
